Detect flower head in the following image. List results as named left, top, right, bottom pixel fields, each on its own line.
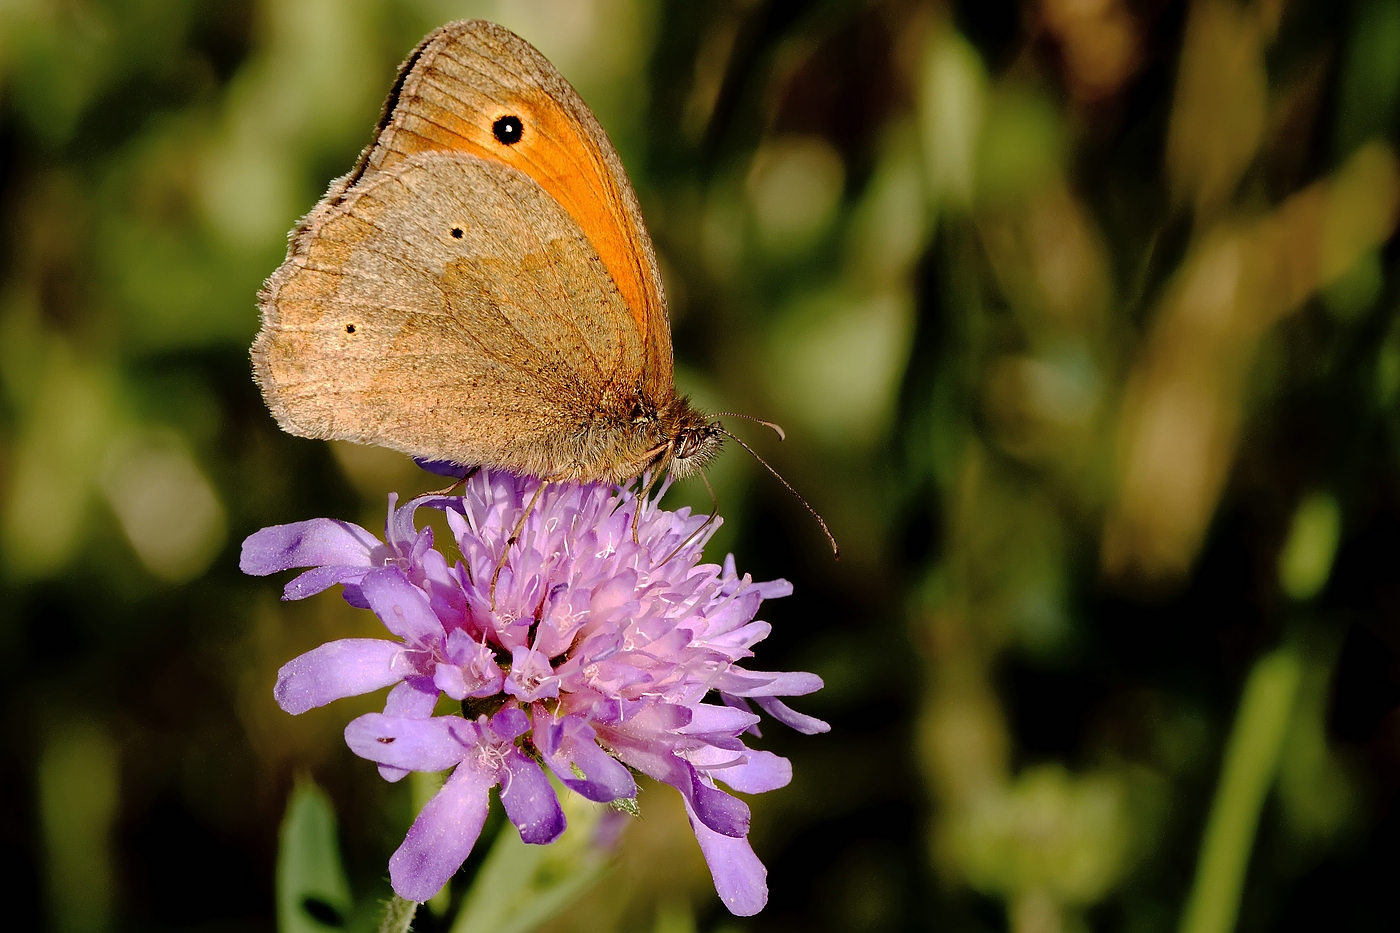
left=242, top=470, right=826, bottom=915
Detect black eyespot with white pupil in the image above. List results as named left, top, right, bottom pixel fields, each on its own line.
left=492, top=115, right=523, bottom=145
left=345, top=324, right=356, bottom=334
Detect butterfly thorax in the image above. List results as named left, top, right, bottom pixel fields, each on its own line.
left=565, top=393, right=717, bottom=484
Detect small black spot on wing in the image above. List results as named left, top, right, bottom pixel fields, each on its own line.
left=493, top=115, right=523, bottom=145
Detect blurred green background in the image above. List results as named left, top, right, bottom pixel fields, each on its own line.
left=4, top=0, right=1400, bottom=931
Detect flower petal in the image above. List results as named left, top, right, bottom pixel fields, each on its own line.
left=360, top=567, right=445, bottom=646
left=678, top=703, right=761, bottom=740
left=689, top=774, right=750, bottom=838
left=241, top=519, right=379, bottom=575
left=681, top=794, right=767, bottom=916
left=433, top=663, right=470, bottom=700
left=722, top=670, right=824, bottom=698
left=389, top=759, right=494, bottom=902
left=274, top=639, right=405, bottom=715
left=344, top=713, right=469, bottom=772
left=608, top=736, right=749, bottom=839
left=379, top=675, right=441, bottom=781
left=535, top=715, right=636, bottom=803
left=500, top=750, right=565, bottom=845
left=754, top=696, right=830, bottom=735
left=489, top=706, right=531, bottom=742
left=384, top=677, right=439, bottom=718
left=702, top=748, right=793, bottom=794
left=282, top=565, right=373, bottom=601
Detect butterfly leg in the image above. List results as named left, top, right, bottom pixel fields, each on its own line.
left=658, top=469, right=720, bottom=567
left=630, top=472, right=660, bottom=544
left=490, top=479, right=549, bottom=610
left=629, top=441, right=674, bottom=543
left=426, top=465, right=479, bottom=497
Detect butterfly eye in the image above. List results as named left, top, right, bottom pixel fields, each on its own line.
left=492, top=115, right=524, bottom=145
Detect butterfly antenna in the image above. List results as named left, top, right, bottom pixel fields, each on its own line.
left=658, top=470, right=721, bottom=567
left=718, top=428, right=839, bottom=559
left=714, top=413, right=786, bottom=442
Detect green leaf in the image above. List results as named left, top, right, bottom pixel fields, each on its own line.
left=449, top=790, right=613, bottom=933
left=277, top=776, right=354, bottom=933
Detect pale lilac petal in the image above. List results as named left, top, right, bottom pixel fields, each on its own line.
left=689, top=776, right=750, bottom=838
left=380, top=677, right=440, bottom=780
left=752, top=578, right=792, bottom=599
left=500, top=751, right=565, bottom=844
left=434, top=664, right=469, bottom=700
left=682, top=795, right=767, bottom=917
left=489, top=706, right=530, bottom=742
left=444, top=632, right=504, bottom=698
left=754, top=696, right=830, bottom=734
left=360, top=568, right=444, bottom=646
left=707, top=621, right=772, bottom=653
left=678, top=703, right=761, bottom=738
left=344, top=713, right=468, bottom=772
left=384, top=677, right=439, bottom=718
left=536, top=716, right=636, bottom=803
left=561, top=736, right=637, bottom=802
left=389, top=760, right=494, bottom=902
left=280, top=565, right=373, bottom=601
left=274, top=639, right=405, bottom=714
left=240, top=519, right=379, bottom=575
left=723, top=670, right=824, bottom=697
left=612, top=741, right=749, bottom=839
left=703, top=749, right=793, bottom=794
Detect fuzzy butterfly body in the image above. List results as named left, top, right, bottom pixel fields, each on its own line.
left=253, top=20, right=721, bottom=484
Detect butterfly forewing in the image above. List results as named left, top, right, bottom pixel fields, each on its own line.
left=255, top=20, right=679, bottom=479
left=358, top=19, right=673, bottom=398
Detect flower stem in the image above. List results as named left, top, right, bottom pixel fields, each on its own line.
left=378, top=895, right=418, bottom=933
left=1178, top=647, right=1302, bottom=933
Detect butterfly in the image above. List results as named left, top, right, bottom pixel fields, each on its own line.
left=254, top=19, right=721, bottom=486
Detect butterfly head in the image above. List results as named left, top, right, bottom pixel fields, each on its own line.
left=662, top=401, right=723, bottom=480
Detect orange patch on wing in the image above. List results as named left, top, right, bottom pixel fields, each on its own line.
left=382, top=88, right=657, bottom=343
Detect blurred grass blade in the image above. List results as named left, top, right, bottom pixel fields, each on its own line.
left=278, top=777, right=354, bottom=933
left=1178, top=648, right=1302, bottom=933
left=449, top=793, right=611, bottom=933
left=1277, top=492, right=1341, bottom=601
left=39, top=721, right=120, bottom=933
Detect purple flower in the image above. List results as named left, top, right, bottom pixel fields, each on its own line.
left=242, top=470, right=827, bottom=916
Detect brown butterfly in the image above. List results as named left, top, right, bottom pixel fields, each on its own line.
left=253, top=20, right=835, bottom=553
left=253, top=18, right=720, bottom=484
